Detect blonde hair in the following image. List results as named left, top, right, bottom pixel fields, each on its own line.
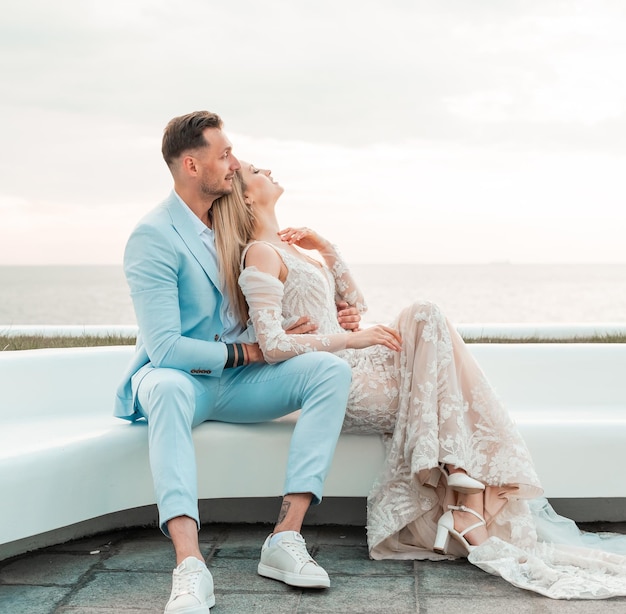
left=212, top=171, right=256, bottom=325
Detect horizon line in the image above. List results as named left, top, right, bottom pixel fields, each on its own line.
left=2, top=261, right=626, bottom=267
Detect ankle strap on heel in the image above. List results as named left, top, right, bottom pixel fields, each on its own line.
left=447, top=504, right=486, bottom=538
left=447, top=504, right=484, bottom=521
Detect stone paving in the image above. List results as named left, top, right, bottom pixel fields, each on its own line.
left=1, top=522, right=626, bottom=613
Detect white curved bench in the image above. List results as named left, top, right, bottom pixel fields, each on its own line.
left=1, top=343, right=625, bottom=561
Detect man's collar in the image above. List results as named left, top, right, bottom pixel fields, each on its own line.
left=173, top=190, right=212, bottom=236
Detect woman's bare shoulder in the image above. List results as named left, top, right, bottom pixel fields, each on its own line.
left=243, top=241, right=284, bottom=276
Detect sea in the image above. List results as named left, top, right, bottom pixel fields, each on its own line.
left=1, top=264, right=626, bottom=326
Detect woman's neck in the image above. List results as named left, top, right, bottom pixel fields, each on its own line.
left=253, top=208, right=281, bottom=244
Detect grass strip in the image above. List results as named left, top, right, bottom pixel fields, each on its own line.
left=2, top=332, right=626, bottom=351
left=464, top=333, right=626, bottom=344
left=0, top=334, right=137, bottom=351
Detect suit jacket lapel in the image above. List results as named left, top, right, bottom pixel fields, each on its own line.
left=165, top=193, right=223, bottom=293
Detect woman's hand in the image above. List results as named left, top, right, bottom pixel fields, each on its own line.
left=278, top=227, right=331, bottom=253
left=346, top=325, right=402, bottom=352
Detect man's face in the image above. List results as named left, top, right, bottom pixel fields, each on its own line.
left=193, top=128, right=241, bottom=199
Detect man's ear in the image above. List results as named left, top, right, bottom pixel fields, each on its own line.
left=181, top=154, right=198, bottom=176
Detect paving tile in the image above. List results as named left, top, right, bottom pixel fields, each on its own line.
left=0, top=552, right=97, bottom=586
left=419, top=596, right=626, bottom=614
left=100, top=538, right=177, bottom=572
left=0, top=584, right=70, bottom=614
left=297, top=575, right=416, bottom=613
left=535, top=597, right=626, bottom=613
left=101, top=533, right=217, bottom=573
left=213, top=544, right=262, bottom=560
left=314, top=525, right=369, bottom=547
left=215, top=591, right=301, bottom=613
left=62, top=570, right=170, bottom=612
left=45, top=531, right=130, bottom=554
left=416, top=558, right=522, bottom=597
left=317, top=544, right=414, bottom=577
left=211, top=556, right=295, bottom=594
left=4, top=524, right=626, bottom=614
left=57, top=609, right=155, bottom=613
left=205, top=523, right=273, bottom=548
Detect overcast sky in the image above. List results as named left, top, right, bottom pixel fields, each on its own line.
left=1, top=0, right=625, bottom=265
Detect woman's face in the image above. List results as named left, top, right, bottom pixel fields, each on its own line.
left=240, top=161, right=284, bottom=206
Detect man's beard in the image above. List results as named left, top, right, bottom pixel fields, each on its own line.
left=200, top=177, right=232, bottom=199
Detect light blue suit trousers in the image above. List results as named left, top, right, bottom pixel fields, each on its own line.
left=136, top=354, right=350, bottom=533
left=116, top=192, right=351, bottom=534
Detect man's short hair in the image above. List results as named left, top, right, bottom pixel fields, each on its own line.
left=161, top=111, right=223, bottom=167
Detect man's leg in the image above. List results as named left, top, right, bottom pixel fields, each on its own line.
left=136, top=368, right=210, bottom=540
left=137, top=354, right=351, bottom=595
left=168, top=516, right=203, bottom=564
left=215, top=352, right=352, bottom=587
left=136, top=367, right=216, bottom=613
left=215, top=352, right=351, bottom=507
left=273, top=493, right=313, bottom=533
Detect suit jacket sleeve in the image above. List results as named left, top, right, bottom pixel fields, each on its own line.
left=124, top=222, right=226, bottom=376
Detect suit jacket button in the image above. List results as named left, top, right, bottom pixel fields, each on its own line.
left=214, top=334, right=219, bottom=341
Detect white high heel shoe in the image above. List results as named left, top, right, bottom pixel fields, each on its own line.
left=439, top=464, right=485, bottom=494
left=433, top=504, right=486, bottom=555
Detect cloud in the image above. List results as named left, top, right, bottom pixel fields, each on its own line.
left=1, top=0, right=625, bottom=264
left=3, top=0, right=626, bottom=148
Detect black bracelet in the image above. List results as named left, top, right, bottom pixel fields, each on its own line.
left=235, top=343, right=245, bottom=367
left=225, top=344, right=235, bottom=368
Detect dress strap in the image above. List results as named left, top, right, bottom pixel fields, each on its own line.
left=240, top=241, right=259, bottom=271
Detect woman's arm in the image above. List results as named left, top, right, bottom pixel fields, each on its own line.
left=240, top=242, right=350, bottom=364
left=240, top=242, right=401, bottom=364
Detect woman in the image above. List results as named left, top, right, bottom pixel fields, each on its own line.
left=212, top=162, right=626, bottom=598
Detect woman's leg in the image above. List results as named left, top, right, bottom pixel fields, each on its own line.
left=453, top=491, right=489, bottom=546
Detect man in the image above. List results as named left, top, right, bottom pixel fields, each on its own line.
left=114, top=111, right=355, bottom=614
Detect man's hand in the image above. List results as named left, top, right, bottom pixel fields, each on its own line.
left=284, top=315, right=319, bottom=335
left=337, top=301, right=361, bottom=332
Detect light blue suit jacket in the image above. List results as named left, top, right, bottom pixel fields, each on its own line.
left=114, top=192, right=229, bottom=421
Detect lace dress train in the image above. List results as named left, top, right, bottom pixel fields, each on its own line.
left=238, top=242, right=626, bottom=599
left=347, top=299, right=543, bottom=560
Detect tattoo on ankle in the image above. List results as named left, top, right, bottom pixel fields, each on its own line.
left=277, top=500, right=291, bottom=525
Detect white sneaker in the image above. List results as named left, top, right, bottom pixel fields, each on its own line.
left=257, top=531, right=330, bottom=588
left=164, top=556, right=215, bottom=613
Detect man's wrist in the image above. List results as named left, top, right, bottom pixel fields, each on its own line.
left=225, top=343, right=235, bottom=368
left=235, top=343, right=245, bottom=367
left=224, top=343, right=248, bottom=368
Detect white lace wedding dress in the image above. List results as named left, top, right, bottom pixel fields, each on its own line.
left=238, top=242, right=626, bottom=599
